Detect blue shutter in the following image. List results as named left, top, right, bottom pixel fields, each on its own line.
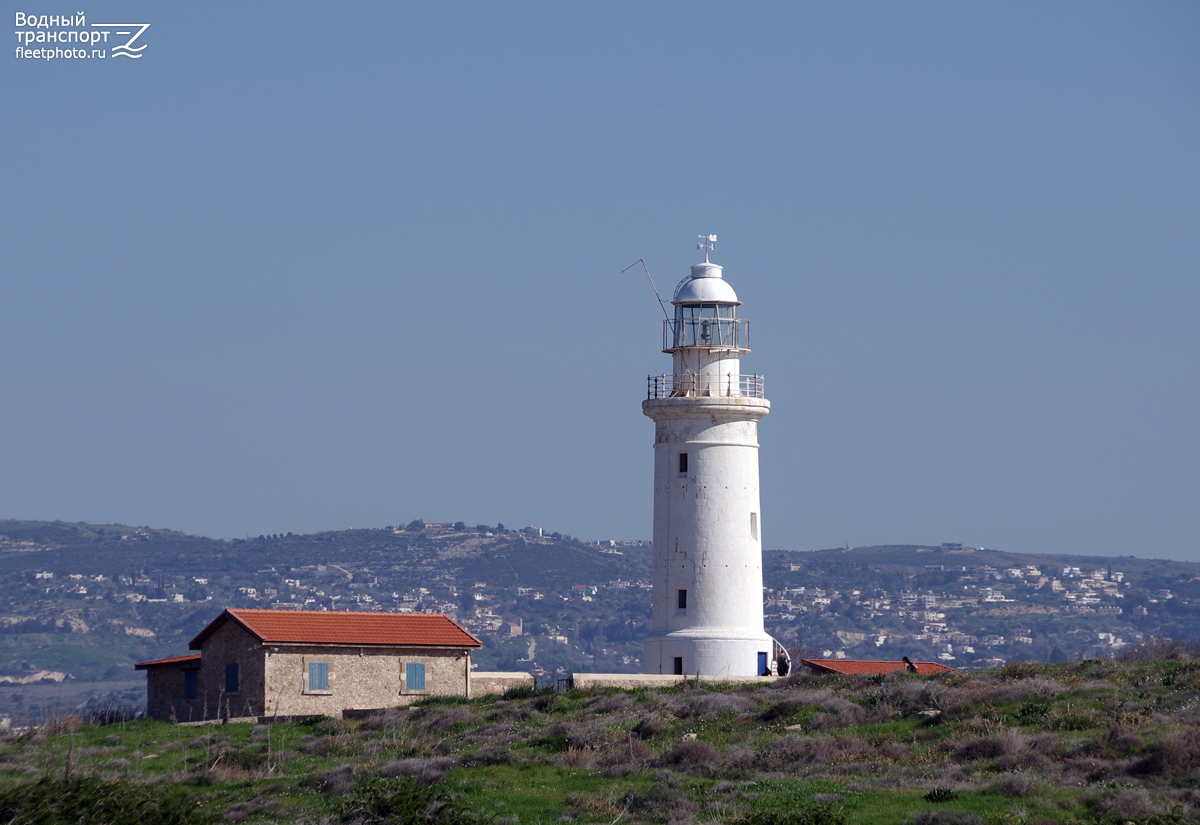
left=225, top=663, right=239, bottom=693
left=183, top=670, right=198, bottom=699
left=309, top=661, right=329, bottom=691
left=406, top=662, right=425, bottom=691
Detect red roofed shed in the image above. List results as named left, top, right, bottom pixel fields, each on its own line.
left=800, top=659, right=955, bottom=677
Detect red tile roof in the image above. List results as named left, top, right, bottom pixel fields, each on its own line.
left=189, top=609, right=482, bottom=650
left=134, top=654, right=202, bottom=670
left=800, top=658, right=955, bottom=676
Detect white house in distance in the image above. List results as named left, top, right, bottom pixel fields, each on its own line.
left=642, top=236, right=785, bottom=678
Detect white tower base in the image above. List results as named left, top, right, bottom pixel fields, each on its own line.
left=645, top=631, right=776, bottom=678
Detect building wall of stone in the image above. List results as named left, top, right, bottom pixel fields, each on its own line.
left=144, top=667, right=203, bottom=722
left=196, top=621, right=267, bottom=720
left=263, top=645, right=471, bottom=717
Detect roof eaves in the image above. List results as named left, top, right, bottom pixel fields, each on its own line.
left=135, top=654, right=202, bottom=670
left=264, top=640, right=482, bottom=650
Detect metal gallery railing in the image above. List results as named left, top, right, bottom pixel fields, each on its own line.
left=646, top=373, right=765, bottom=399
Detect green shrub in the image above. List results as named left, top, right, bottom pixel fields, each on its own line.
left=996, top=661, right=1042, bottom=680
left=734, top=805, right=848, bottom=825
left=296, top=714, right=330, bottom=727
left=631, top=715, right=668, bottom=739
left=333, top=775, right=484, bottom=824
left=1012, top=698, right=1051, bottom=726
left=923, top=787, right=959, bottom=803
left=622, top=773, right=697, bottom=821
left=210, top=747, right=267, bottom=770
left=760, top=700, right=809, bottom=725
left=499, top=685, right=538, bottom=700
left=1128, top=729, right=1200, bottom=779
left=907, top=811, right=984, bottom=825
left=1045, top=705, right=1105, bottom=731
left=531, top=732, right=570, bottom=753
left=412, top=695, right=472, bottom=707
left=0, top=777, right=210, bottom=825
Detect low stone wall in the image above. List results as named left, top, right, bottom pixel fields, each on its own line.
left=570, top=673, right=776, bottom=690
left=470, top=671, right=534, bottom=696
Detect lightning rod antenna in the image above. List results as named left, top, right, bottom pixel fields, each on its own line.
left=622, top=258, right=672, bottom=321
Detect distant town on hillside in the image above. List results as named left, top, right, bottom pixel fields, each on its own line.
left=0, top=519, right=1197, bottom=723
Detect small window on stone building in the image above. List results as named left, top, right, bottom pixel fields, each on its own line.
left=673, top=656, right=684, bottom=675
left=405, top=662, right=426, bottom=692
left=224, top=663, right=239, bottom=694
left=677, top=588, right=687, bottom=609
left=309, top=661, right=329, bottom=692
left=183, top=670, right=198, bottom=700
left=678, top=452, right=688, bottom=475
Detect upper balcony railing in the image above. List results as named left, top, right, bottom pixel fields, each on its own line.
left=646, top=373, right=765, bottom=399
left=663, top=317, right=750, bottom=351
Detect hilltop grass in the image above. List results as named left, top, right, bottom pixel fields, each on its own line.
left=2, top=644, right=1199, bottom=824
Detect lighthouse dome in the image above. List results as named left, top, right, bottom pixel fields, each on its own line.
left=672, top=263, right=740, bottom=304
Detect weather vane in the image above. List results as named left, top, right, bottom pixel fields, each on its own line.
left=696, top=234, right=717, bottom=262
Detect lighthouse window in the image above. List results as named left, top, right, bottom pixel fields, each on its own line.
left=677, top=588, right=687, bottom=609
left=678, top=453, right=688, bottom=475
left=750, top=512, right=758, bottom=540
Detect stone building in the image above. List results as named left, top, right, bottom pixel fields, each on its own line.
left=135, top=608, right=490, bottom=722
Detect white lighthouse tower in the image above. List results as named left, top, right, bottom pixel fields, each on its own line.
left=643, top=236, right=779, bottom=678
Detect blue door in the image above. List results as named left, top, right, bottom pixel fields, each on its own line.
left=757, top=652, right=769, bottom=675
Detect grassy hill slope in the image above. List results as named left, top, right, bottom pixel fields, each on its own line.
left=2, top=640, right=1198, bottom=824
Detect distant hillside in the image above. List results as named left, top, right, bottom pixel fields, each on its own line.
left=764, top=542, right=1200, bottom=668
left=0, top=519, right=653, bottom=722
left=0, top=520, right=648, bottom=588
left=2, top=520, right=1199, bottom=723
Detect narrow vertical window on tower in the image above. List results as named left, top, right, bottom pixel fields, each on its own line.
left=678, top=452, right=688, bottom=475
left=677, top=588, right=688, bottom=609
left=750, top=512, right=758, bottom=541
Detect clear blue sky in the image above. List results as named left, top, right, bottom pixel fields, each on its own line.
left=3, top=2, right=1197, bottom=561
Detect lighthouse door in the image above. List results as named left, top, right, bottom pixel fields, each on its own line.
left=757, top=652, right=769, bottom=676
